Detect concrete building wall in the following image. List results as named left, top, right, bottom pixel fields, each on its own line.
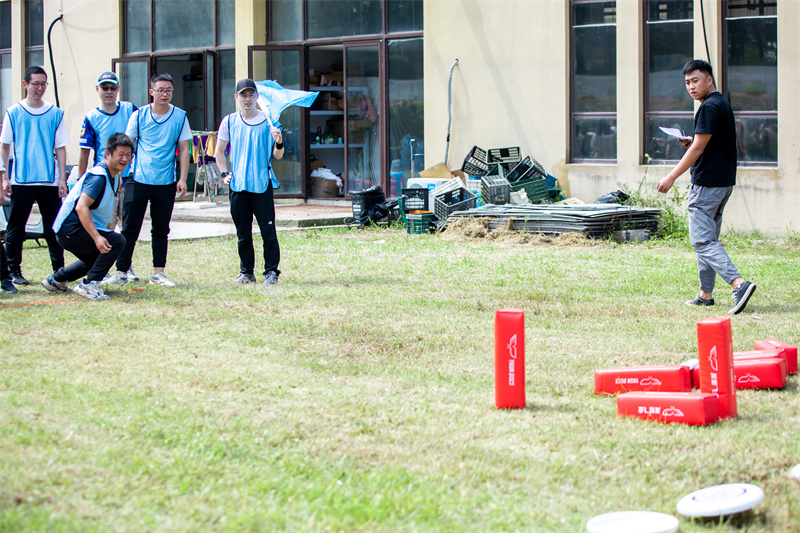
left=41, top=0, right=122, bottom=165
left=424, top=0, right=800, bottom=236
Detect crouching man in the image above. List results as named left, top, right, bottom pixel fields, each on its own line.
left=41, top=133, right=132, bottom=300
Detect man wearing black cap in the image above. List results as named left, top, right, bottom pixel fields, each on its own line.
left=78, top=71, right=141, bottom=280
left=214, top=78, right=284, bottom=285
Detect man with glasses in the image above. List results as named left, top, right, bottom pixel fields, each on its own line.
left=78, top=71, right=140, bottom=281
left=0, top=66, right=68, bottom=288
left=103, top=73, right=190, bottom=288
left=214, top=78, right=284, bottom=286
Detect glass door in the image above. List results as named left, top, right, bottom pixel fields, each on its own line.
left=249, top=46, right=305, bottom=196
left=344, top=43, right=381, bottom=194
left=112, top=57, right=151, bottom=108
left=203, top=50, right=215, bottom=131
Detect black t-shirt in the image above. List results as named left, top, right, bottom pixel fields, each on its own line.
left=690, top=92, right=737, bottom=187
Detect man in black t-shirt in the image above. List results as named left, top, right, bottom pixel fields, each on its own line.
left=657, top=59, right=756, bottom=315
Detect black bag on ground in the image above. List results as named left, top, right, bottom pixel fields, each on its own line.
left=595, top=190, right=630, bottom=204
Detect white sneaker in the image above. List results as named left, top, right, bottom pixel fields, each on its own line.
left=75, top=280, right=110, bottom=300
left=126, top=268, right=140, bottom=281
left=149, top=272, right=176, bottom=287
left=101, top=271, right=128, bottom=286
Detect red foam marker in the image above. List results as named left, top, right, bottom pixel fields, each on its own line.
left=617, top=392, right=719, bottom=426
left=733, top=348, right=786, bottom=367
left=680, top=359, right=700, bottom=390
left=733, top=358, right=788, bottom=390
left=495, top=308, right=525, bottom=409
left=697, top=317, right=736, bottom=419
left=754, top=339, right=797, bottom=374
left=594, top=365, right=692, bottom=395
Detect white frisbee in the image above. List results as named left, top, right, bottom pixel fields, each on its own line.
left=792, top=463, right=800, bottom=482
left=676, top=483, right=764, bottom=517
left=586, top=511, right=679, bottom=533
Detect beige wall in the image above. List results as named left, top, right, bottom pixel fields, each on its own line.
left=39, top=0, right=121, bottom=165
left=424, top=0, right=800, bottom=236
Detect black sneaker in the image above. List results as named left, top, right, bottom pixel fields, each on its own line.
left=686, top=295, right=715, bottom=306
left=264, top=271, right=279, bottom=286
left=1, top=278, right=18, bottom=294
left=11, top=271, right=29, bottom=286
left=729, top=280, right=756, bottom=315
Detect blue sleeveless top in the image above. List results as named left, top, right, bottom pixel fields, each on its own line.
left=6, top=102, right=64, bottom=184
left=224, top=112, right=280, bottom=194
left=53, top=163, right=120, bottom=234
left=129, top=104, right=187, bottom=185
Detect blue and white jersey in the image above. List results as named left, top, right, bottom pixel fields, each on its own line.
left=217, top=111, right=281, bottom=194
left=79, top=101, right=137, bottom=179
left=125, top=104, right=190, bottom=186
left=53, top=162, right=120, bottom=234
left=1, top=101, right=66, bottom=185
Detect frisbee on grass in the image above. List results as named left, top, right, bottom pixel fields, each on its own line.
left=676, top=483, right=764, bottom=517
left=586, top=511, right=679, bottom=533
left=792, top=464, right=800, bottom=482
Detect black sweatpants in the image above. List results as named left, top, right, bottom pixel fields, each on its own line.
left=4, top=185, right=64, bottom=273
left=55, top=228, right=126, bottom=283
left=229, top=187, right=281, bottom=277
left=115, top=181, right=176, bottom=272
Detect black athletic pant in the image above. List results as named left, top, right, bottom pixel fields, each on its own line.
left=4, top=185, right=64, bottom=273
left=115, top=181, right=176, bottom=272
left=229, top=186, right=281, bottom=277
left=54, top=228, right=126, bottom=283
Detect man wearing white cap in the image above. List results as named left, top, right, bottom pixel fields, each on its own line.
left=214, top=78, right=284, bottom=285
left=78, top=71, right=140, bottom=280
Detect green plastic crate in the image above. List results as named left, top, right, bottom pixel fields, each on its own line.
left=509, top=176, right=548, bottom=204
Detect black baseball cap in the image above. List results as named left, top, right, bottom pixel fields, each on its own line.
left=97, top=71, right=120, bottom=86
left=235, top=78, right=257, bottom=94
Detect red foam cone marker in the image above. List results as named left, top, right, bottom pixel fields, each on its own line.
left=697, top=317, right=737, bottom=419
left=495, top=309, right=525, bottom=409
left=754, top=339, right=797, bottom=374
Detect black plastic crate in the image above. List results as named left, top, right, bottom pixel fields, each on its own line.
left=461, top=145, right=490, bottom=175
left=350, top=185, right=385, bottom=219
left=505, top=156, right=534, bottom=183
left=433, top=188, right=477, bottom=220
left=400, top=188, right=429, bottom=212
left=480, top=175, right=510, bottom=205
left=489, top=147, right=521, bottom=164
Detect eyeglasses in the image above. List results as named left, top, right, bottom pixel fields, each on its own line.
left=27, top=82, right=48, bottom=88
left=100, top=85, right=119, bottom=91
left=152, top=89, right=174, bottom=95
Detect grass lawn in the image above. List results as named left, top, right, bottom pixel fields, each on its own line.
left=1, top=227, right=799, bottom=532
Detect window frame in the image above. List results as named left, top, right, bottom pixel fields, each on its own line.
left=721, top=0, right=778, bottom=167
left=642, top=0, right=694, bottom=165
left=570, top=0, right=618, bottom=164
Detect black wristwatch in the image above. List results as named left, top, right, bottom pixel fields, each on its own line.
left=221, top=171, right=229, bottom=178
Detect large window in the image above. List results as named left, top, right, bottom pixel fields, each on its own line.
left=387, top=38, right=423, bottom=197
left=271, top=0, right=423, bottom=42
left=121, top=0, right=235, bottom=130
left=724, top=0, right=777, bottom=164
left=125, top=0, right=234, bottom=52
left=1, top=1, right=11, bottom=125
left=644, top=0, right=694, bottom=163
left=25, top=0, right=43, bottom=68
left=571, top=1, right=616, bottom=162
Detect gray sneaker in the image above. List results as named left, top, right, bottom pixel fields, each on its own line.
left=101, top=271, right=128, bottom=286
left=41, top=274, right=70, bottom=294
left=75, top=280, right=110, bottom=300
left=150, top=272, right=176, bottom=287
left=235, top=273, right=257, bottom=284
left=686, top=294, right=714, bottom=307
left=263, top=271, right=279, bottom=286
left=729, top=281, right=756, bottom=315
